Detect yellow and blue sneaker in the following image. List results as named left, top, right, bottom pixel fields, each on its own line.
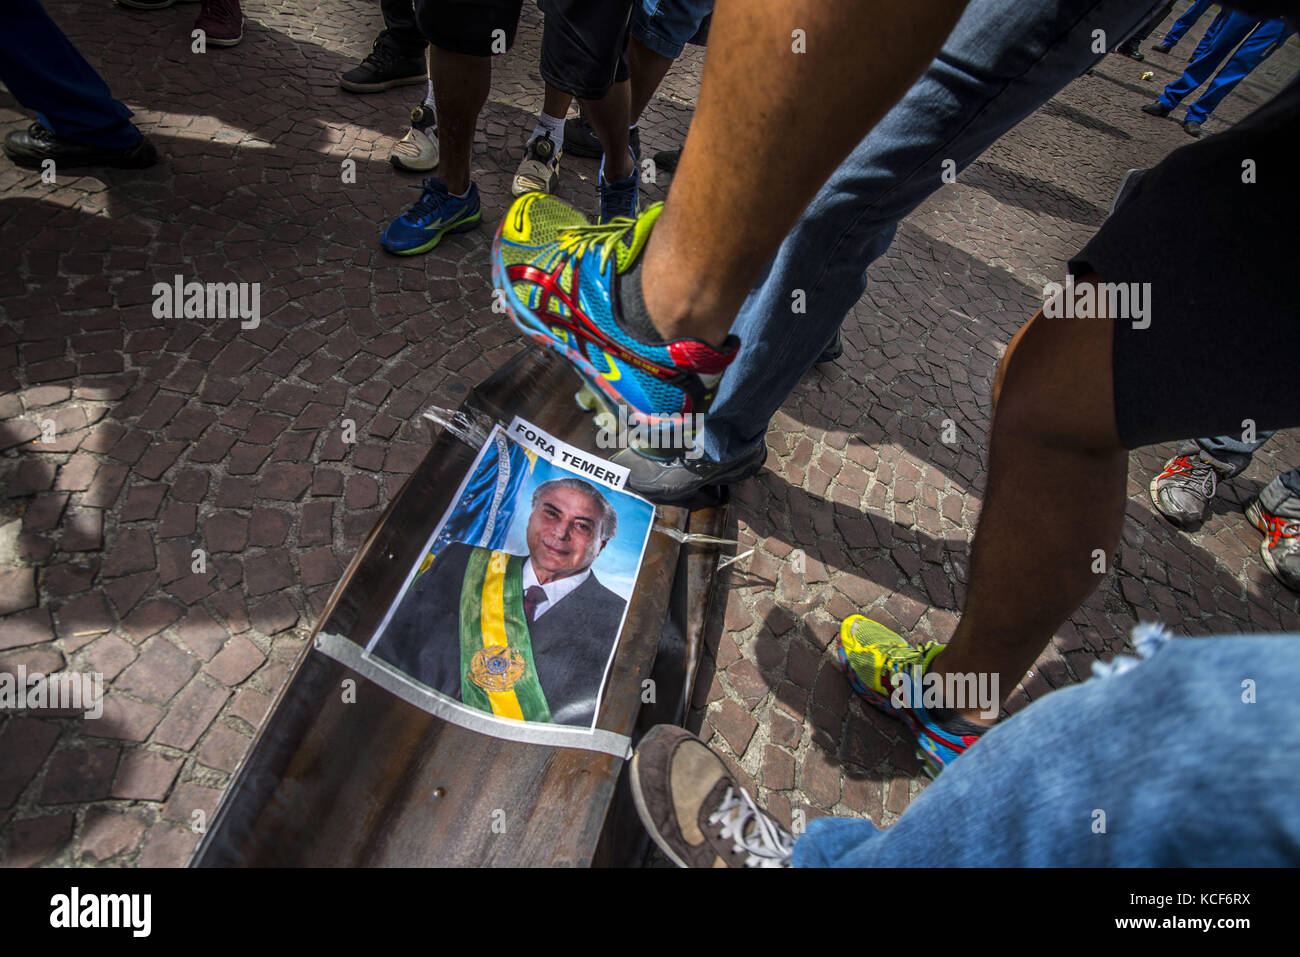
left=381, top=176, right=481, bottom=255
left=837, top=615, right=987, bottom=777
left=491, top=194, right=738, bottom=432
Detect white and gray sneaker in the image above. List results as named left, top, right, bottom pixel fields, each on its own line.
left=390, top=103, right=439, bottom=172
left=511, top=133, right=561, bottom=197
left=1149, top=440, right=1249, bottom=528
left=1246, top=475, right=1300, bottom=592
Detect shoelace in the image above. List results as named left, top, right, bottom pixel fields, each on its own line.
left=707, top=786, right=793, bottom=868
left=409, top=178, right=454, bottom=222
left=556, top=220, right=636, bottom=272
left=362, top=39, right=399, bottom=71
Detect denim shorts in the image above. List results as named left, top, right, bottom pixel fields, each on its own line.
left=630, top=0, right=713, bottom=59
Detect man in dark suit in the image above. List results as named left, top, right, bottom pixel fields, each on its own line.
left=370, top=477, right=627, bottom=726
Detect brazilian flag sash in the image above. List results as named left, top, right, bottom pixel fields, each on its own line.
left=458, top=549, right=551, bottom=723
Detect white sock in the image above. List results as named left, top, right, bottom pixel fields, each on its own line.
left=530, top=111, right=565, bottom=148
left=424, top=76, right=435, bottom=109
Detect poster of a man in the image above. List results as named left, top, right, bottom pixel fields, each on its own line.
left=365, top=420, right=653, bottom=733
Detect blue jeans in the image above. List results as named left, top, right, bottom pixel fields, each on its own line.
left=1197, top=433, right=1300, bottom=496
left=1160, top=0, right=1211, bottom=47
left=0, top=0, right=140, bottom=149
left=1183, top=18, right=1294, bottom=122
left=631, top=0, right=714, bottom=60
left=697, top=0, right=1154, bottom=464
left=793, top=632, right=1300, bottom=866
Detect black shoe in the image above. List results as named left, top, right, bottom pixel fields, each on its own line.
left=611, top=441, right=767, bottom=504
left=1117, top=42, right=1144, bottom=60
left=563, top=114, right=641, bottom=160
left=3, top=122, right=158, bottom=170
left=1151, top=41, right=1174, bottom=53
left=340, top=38, right=426, bottom=93
left=816, top=330, right=843, bottom=364
left=652, top=147, right=681, bottom=174
left=1182, top=119, right=1203, bottom=137
left=1141, top=101, right=1171, bottom=117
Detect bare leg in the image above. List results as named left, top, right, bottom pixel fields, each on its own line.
left=580, top=79, right=634, bottom=181
left=640, top=0, right=965, bottom=344
left=629, top=35, right=675, bottom=124
left=542, top=83, right=572, bottom=123
left=431, top=47, right=490, bottom=194
left=928, top=278, right=1128, bottom=722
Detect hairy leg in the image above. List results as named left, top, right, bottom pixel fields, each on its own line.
left=641, top=0, right=966, bottom=344
left=929, top=276, right=1128, bottom=721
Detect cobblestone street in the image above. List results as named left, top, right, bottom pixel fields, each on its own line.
left=2, top=1, right=1297, bottom=866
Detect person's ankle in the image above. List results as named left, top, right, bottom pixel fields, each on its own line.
left=640, top=235, right=733, bottom=347
left=602, top=150, right=634, bottom=183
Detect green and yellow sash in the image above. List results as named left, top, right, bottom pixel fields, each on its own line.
left=458, top=549, right=551, bottom=723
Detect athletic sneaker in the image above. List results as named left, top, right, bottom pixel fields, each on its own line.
left=511, top=133, right=561, bottom=197
left=597, top=149, right=639, bottom=223
left=390, top=103, right=439, bottom=172
left=380, top=178, right=481, bottom=255
left=1149, top=441, right=1247, bottom=528
left=630, top=725, right=793, bottom=868
left=1246, top=476, right=1300, bottom=592
left=491, top=195, right=738, bottom=430
left=195, top=0, right=243, bottom=47
left=340, top=39, right=426, bottom=94
left=837, top=615, right=986, bottom=777
left=610, top=441, right=767, bottom=503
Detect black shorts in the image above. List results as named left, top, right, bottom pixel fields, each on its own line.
left=415, top=0, right=631, bottom=100
left=1069, top=75, right=1300, bottom=450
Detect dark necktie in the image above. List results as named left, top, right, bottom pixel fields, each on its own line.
left=523, top=585, right=548, bottom=624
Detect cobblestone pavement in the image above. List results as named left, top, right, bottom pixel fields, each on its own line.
left=1, top=2, right=1297, bottom=866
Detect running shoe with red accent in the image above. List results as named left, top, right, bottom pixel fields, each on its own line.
left=1149, top=440, right=1247, bottom=528
left=836, top=615, right=988, bottom=777
left=1245, top=475, right=1300, bottom=592
left=491, top=195, right=738, bottom=431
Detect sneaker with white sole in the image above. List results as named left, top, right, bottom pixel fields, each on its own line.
left=1246, top=475, right=1300, bottom=592
left=390, top=103, right=439, bottom=172
left=1149, top=440, right=1249, bottom=528
left=511, top=133, right=561, bottom=197
left=630, top=725, right=793, bottom=868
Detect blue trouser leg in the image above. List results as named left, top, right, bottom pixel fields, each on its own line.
left=697, top=0, right=1155, bottom=464
left=1161, top=0, right=1211, bottom=46
left=1157, top=11, right=1261, bottom=109
left=1184, top=19, right=1294, bottom=122
left=792, top=633, right=1300, bottom=866
left=1187, top=9, right=1229, bottom=60
left=0, top=0, right=139, bottom=149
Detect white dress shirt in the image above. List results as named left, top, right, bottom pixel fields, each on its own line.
left=521, top=558, right=591, bottom=620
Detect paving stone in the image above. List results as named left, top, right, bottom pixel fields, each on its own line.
left=40, top=746, right=118, bottom=804
left=0, top=608, right=54, bottom=652
left=0, top=717, right=62, bottom=809
left=711, top=698, right=758, bottom=757
left=153, top=679, right=231, bottom=751
left=205, top=635, right=267, bottom=686
left=5, top=813, right=74, bottom=866
left=83, top=695, right=164, bottom=742
left=0, top=568, right=37, bottom=615
left=116, top=637, right=199, bottom=703
left=136, top=822, right=199, bottom=868
left=111, top=750, right=183, bottom=801
left=80, top=808, right=149, bottom=862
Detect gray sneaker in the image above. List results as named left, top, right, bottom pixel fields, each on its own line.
left=612, top=441, right=766, bottom=504
left=1245, top=475, right=1300, bottom=592
left=1149, top=441, right=1249, bottom=528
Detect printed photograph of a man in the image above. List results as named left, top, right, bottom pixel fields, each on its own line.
left=369, top=474, right=644, bottom=728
